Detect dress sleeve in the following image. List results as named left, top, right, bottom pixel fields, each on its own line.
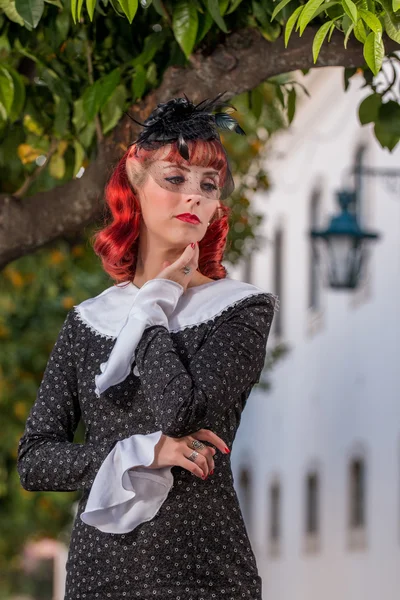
left=80, top=431, right=174, bottom=534
left=17, top=310, right=121, bottom=493
left=134, top=293, right=276, bottom=438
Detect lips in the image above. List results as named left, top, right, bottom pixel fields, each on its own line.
left=176, top=214, right=200, bottom=224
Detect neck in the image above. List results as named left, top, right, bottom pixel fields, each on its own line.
left=132, top=234, right=204, bottom=289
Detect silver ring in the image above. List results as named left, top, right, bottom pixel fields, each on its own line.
left=182, top=265, right=191, bottom=275
left=188, top=450, right=199, bottom=462
left=191, top=440, right=205, bottom=450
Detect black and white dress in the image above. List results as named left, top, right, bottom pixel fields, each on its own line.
left=17, top=277, right=278, bottom=600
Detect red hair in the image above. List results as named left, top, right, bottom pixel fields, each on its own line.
left=91, top=139, right=232, bottom=285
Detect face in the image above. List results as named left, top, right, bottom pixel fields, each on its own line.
left=135, top=159, right=221, bottom=247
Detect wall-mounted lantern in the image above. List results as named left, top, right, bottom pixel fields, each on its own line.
left=310, top=189, right=380, bottom=290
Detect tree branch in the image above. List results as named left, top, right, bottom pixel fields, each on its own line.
left=1, top=27, right=398, bottom=270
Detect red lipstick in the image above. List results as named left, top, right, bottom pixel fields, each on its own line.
left=176, top=213, right=201, bottom=224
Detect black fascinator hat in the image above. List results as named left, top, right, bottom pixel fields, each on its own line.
left=125, top=91, right=245, bottom=200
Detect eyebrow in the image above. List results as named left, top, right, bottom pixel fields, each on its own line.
left=163, top=164, right=219, bottom=177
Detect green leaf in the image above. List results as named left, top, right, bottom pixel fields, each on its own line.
left=380, top=0, right=400, bottom=30
left=7, top=67, right=25, bottom=122
left=82, top=84, right=101, bottom=121
left=393, top=0, right=400, bottom=10
left=73, top=140, right=85, bottom=177
left=78, top=120, right=96, bottom=148
left=49, top=154, right=66, bottom=179
left=132, top=64, right=146, bottom=100
left=250, top=88, right=263, bottom=121
left=344, top=21, right=355, bottom=46
left=146, top=62, right=157, bottom=85
left=226, top=0, right=245, bottom=13
left=15, top=0, right=44, bottom=27
left=55, top=9, right=70, bottom=37
left=271, top=0, right=294, bottom=21
left=358, top=92, right=382, bottom=124
left=383, top=12, right=400, bottom=41
left=327, top=18, right=337, bottom=40
left=72, top=97, right=85, bottom=132
left=86, top=0, right=96, bottom=20
left=374, top=121, right=399, bottom=151
left=82, top=68, right=120, bottom=121
left=341, top=0, right=358, bottom=24
left=0, top=66, right=14, bottom=114
left=275, top=85, right=285, bottom=107
left=285, top=5, right=303, bottom=46
left=206, top=0, right=229, bottom=33
left=172, top=1, right=199, bottom=58
left=97, top=68, right=121, bottom=108
left=101, top=84, right=127, bottom=134
left=252, top=0, right=268, bottom=25
left=196, top=8, right=213, bottom=42
left=40, top=67, right=72, bottom=102
left=254, top=1, right=281, bottom=40
left=297, top=0, right=325, bottom=35
left=0, top=0, right=24, bottom=24
left=310, top=1, right=341, bottom=19
left=358, top=8, right=382, bottom=32
left=363, top=31, right=384, bottom=75
left=71, top=0, right=84, bottom=23
left=54, top=95, right=70, bottom=137
left=354, top=17, right=367, bottom=41
left=312, top=20, right=333, bottom=62
left=287, top=87, right=296, bottom=123
left=220, top=0, right=230, bottom=14
left=378, top=100, right=400, bottom=136
left=132, top=31, right=167, bottom=67
left=117, top=0, right=138, bottom=23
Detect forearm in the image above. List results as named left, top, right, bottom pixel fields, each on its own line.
left=17, top=435, right=119, bottom=492
left=134, top=325, right=211, bottom=437
left=134, top=295, right=274, bottom=437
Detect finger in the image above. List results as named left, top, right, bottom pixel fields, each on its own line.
left=180, top=243, right=196, bottom=264
left=180, top=456, right=207, bottom=479
left=184, top=243, right=199, bottom=272
left=185, top=437, right=215, bottom=473
left=183, top=448, right=209, bottom=477
left=192, top=429, right=229, bottom=455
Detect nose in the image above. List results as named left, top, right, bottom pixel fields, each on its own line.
left=184, top=193, right=202, bottom=204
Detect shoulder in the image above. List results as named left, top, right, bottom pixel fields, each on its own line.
left=169, top=278, right=279, bottom=332
left=71, top=282, right=137, bottom=339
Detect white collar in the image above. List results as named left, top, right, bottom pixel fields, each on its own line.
left=73, top=278, right=271, bottom=339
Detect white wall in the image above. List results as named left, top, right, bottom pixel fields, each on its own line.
left=231, top=66, right=400, bottom=600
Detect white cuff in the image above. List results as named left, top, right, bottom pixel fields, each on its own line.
left=94, top=278, right=184, bottom=397
left=80, top=431, right=173, bottom=534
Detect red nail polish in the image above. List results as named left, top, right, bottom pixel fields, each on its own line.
left=210, top=470, right=214, bottom=475
left=224, top=447, right=230, bottom=454
left=190, top=242, right=195, bottom=248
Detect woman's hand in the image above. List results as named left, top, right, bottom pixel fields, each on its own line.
left=148, top=429, right=229, bottom=479
left=156, top=242, right=199, bottom=293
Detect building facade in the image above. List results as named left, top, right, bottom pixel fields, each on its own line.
left=229, top=66, right=400, bottom=600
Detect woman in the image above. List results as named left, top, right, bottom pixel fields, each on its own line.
left=17, top=93, right=278, bottom=599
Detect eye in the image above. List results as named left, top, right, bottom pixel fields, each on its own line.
left=165, top=176, right=185, bottom=185
left=202, top=182, right=218, bottom=191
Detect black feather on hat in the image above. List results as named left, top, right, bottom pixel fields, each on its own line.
left=124, top=91, right=245, bottom=200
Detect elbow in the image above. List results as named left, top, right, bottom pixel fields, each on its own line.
left=160, top=421, right=197, bottom=438
left=17, top=441, right=43, bottom=492
left=158, top=396, right=210, bottom=438
left=17, top=462, right=38, bottom=492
